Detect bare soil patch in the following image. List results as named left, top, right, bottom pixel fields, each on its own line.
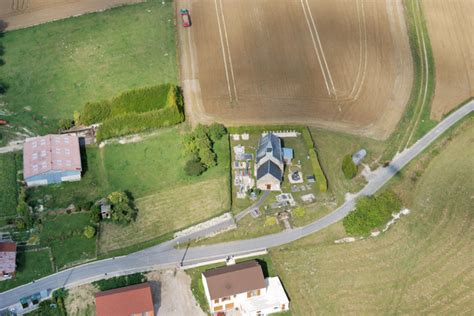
left=422, top=0, right=474, bottom=119
left=64, top=283, right=98, bottom=316
left=0, top=0, right=145, bottom=30
left=146, top=270, right=206, bottom=316
left=179, top=0, right=413, bottom=139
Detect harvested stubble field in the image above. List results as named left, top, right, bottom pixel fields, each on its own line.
left=182, top=0, right=413, bottom=139
left=270, top=118, right=474, bottom=314
left=422, top=0, right=474, bottom=119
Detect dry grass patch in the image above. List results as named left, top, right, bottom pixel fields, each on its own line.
left=270, top=120, right=474, bottom=314
left=98, top=178, right=229, bottom=254
left=64, top=284, right=98, bottom=316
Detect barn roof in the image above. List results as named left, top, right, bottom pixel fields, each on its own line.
left=202, top=260, right=265, bottom=300
left=23, top=134, right=82, bottom=179
left=0, top=242, right=16, bottom=275
left=256, top=133, right=282, bottom=164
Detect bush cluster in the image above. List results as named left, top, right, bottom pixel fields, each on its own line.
left=80, top=84, right=184, bottom=141
left=342, top=154, right=358, bottom=179
left=107, top=191, right=138, bottom=225
left=93, top=273, right=147, bottom=291
left=343, top=190, right=402, bottom=236
left=183, top=123, right=227, bottom=176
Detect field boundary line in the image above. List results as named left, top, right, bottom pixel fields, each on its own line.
left=405, top=0, right=430, bottom=148
left=299, top=0, right=331, bottom=96
left=348, top=0, right=368, bottom=100
left=213, top=0, right=233, bottom=103
left=304, top=0, right=337, bottom=97
left=218, top=0, right=238, bottom=103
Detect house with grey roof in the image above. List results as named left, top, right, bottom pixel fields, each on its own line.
left=255, top=133, right=284, bottom=191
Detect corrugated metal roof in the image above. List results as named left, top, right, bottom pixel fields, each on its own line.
left=0, top=242, right=16, bottom=275
left=23, top=134, right=82, bottom=179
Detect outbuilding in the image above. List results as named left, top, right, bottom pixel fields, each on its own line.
left=23, top=134, right=82, bottom=187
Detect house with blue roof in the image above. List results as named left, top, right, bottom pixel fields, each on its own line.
left=255, top=133, right=284, bottom=191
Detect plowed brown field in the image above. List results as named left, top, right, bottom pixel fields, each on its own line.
left=180, top=0, right=413, bottom=139
left=0, top=0, right=144, bottom=30
left=423, top=0, right=474, bottom=119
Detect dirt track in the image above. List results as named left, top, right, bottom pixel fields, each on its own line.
left=0, top=0, right=145, bottom=30
left=179, top=0, right=413, bottom=139
left=423, top=0, right=474, bottom=119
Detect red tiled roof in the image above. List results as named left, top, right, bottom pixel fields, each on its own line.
left=23, top=134, right=82, bottom=179
left=95, top=282, right=154, bottom=316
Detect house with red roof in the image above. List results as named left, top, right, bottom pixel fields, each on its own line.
left=23, top=134, right=82, bottom=187
left=95, top=282, right=155, bottom=316
left=0, top=242, right=16, bottom=281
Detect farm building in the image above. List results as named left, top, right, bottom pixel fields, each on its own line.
left=95, top=282, right=154, bottom=316
left=255, top=133, right=284, bottom=191
left=23, top=134, right=82, bottom=187
left=0, top=241, right=16, bottom=281
left=202, top=260, right=290, bottom=315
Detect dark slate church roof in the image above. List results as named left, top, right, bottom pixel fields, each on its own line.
left=256, top=133, right=283, bottom=164
left=257, top=160, right=282, bottom=181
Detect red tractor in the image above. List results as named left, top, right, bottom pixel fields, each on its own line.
left=180, top=9, right=191, bottom=27
left=0, top=119, right=8, bottom=125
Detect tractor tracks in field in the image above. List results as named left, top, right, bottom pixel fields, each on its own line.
left=300, top=0, right=336, bottom=98
left=300, top=0, right=368, bottom=103
left=214, top=0, right=238, bottom=106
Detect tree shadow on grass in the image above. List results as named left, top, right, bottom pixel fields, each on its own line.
left=79, top=138, right=89, bottom=175
left=0, top=20, right=7, bottom=95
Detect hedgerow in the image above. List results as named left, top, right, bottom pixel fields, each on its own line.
left=309, top=149, right=328, bottom=193
left=82, top=84, right=184, bottom=141
left=96, top=105, right=183, bottom=141
left=343, top=190, right=402, bottom=236
left=303, top=127, right=328, bottom=192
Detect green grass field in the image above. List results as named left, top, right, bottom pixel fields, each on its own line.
left=0, top=153, right=19, bottom=218
left=270, top=118, right=474, bottom=314
left=311, top=128, right=386, bottom=203
left=0, top=249, right=53, bottom=292
left=98, top=178, right=230, bottom=254
left=28, top=126, right=230, bottom=209
left=40, top=213, right=97, bottom=269
left=0, top=0, right=177, bottom=136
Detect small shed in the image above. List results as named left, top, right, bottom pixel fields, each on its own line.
left=101, top=204, right=111, bottom=219
left=352, top=149, right=367, bottom=165
left=282, top=148, right=294, bottom=164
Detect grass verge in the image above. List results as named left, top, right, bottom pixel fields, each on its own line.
left=270, top=117, right=473, bottom=314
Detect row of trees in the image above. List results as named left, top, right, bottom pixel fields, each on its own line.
left=183, top=123, right=227, bottom=176
left=57, top=84, right=185, bottom=141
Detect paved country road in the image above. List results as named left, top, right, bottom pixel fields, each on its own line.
left=0, top=100, right=472, bottom=309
